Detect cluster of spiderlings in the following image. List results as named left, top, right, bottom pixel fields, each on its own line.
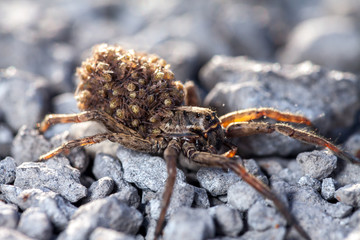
left=76, top=43, right=185, bottom=135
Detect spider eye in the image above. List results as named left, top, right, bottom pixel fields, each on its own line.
left=205, top=115, right=211, bottom=121
left=196, top=113, right=201, bottom=118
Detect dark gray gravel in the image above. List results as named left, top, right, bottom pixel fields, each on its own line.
left=298, top=175, right=322, bottom=191
left=227, top=181, right=262, bottom=212
left=321, top=178, right=336, bottom=200
left=83, top=177, right=115, bottom=203
left=209, top=205, right=243, bottom=237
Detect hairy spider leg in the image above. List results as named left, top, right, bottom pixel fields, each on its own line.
left=37, top=110, right=136, bottom=134
left=225, top=122, right=360, bottom=164
left=219, top=108, right=313, bottom=128
left=154, top=140, right=181, bottom=240
left=181, top=141, right=310, bottom=240
left=39, top=133, right=113, bottom=160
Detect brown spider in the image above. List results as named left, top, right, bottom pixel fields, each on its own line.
left=37, top=44, right=359, bottom=240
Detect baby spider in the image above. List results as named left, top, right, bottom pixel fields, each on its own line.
left=38, top=44, right=359, bottom=240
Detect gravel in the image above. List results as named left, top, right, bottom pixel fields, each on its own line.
left=296, top=150, right=338, bottom=180
left=58, top=197, right=143, bottom=240
left=14, top=156, right=87, bottom=202
left=163, top=207, right=215, bottom=240
left=209, top=205, right=243, bottom=237
left=0, top=157, right=16, bottom=184
left=2, top=1, right=360, bottom=239
left=17, top=207, right=53, bottom=240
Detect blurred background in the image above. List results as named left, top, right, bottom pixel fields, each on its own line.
left=2, top=0, right=360, bottom=92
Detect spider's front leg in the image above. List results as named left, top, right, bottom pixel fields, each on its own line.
left=224, top=122, right=360, bottom=164
left=38, top=110, right=136, bottom=134
left=219, top=108, right=313, bottom=128
left=181, top=141, right=310, bottom=240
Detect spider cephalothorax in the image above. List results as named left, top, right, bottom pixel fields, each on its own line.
left=38, top=44, right=360, bottom=240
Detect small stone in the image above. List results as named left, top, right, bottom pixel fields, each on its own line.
left=11, top=126, right=52, bottom=165
left=209, top=205, right=243, bottom=237
left=227, top=181, right=262, bottom=212
left=239, top=227, right=286, bottom=240
left=117, top=146, right=185, bottom=192
left=0, top=157, right=16, bottom=184
left=0, top=185, right=77, bottom=230
left=0, top=124, right=13, bottom=156
left=193, top=186, right=210, bottom=209
left=0, top=227, right=34, bottom=240
left=0, top=68, right=49, bottom=131
left=14, top=156, right=87, bottom=203
left=0, top=201, right=19, bottom=229
left=83, top=177, right=114, bottom=203
left=296, top=150, right=337, bottom=180
left=110, top=185, right=141, bottom=208
left=197, top=167, right=240, bottom=196
left=321, top=178, right=336, bottom=200
left=335, top=184, right=360, bottom=207
left=90, top=227, right=136, bottom=240
left=327, top=202, right=352, bottom=219
left=298, top=175, right=321, bottom=191
left=58, top=197, right=143, bottom=240
left=243, top=159, right=268, bottom=184
left=247, top=201, right=286, bottom=231
left=93, top=153, right=127, bottom=189
left=163, top=207, right=215, bottom=240
left=17, top=207, right=53, bottom=240
left=333, top=160, right=360, bottom=186
left=149, top=181, right=194, bottom=220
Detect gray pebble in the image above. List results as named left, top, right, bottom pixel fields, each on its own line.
left=0, top=68, right=49, bottom=131
left=227, top=181, right=262, bottom=212
left=333, top=160, right=360, bottom=186
left=257, top=157, right=286, bottom=177
left=90, top=227, right=136, bottom=240
left=0, top=185, right=76, bottom=230
left=83, top=177, right=114, bottom=203
left=291, top=203, right=348, bottom=240
left=0, top=201, right=19, bottom=229
left=110, top=185, right=141, bottom=208
left=321, top=178, right=336, bottom=200
left=163, top=207, right=215, bottom=240
left=335, top=184, right=360, bottom=207
left=292, top=186, right=353, bottom=219
left=243, top=159, right=268, bottom=185
left=17, top=207, right=53, bottom=240
left=209, top=205, right=243, bottom=237
left=93, top=153, right=127, bottom=190
left=298, top=175, right=321, bottom=191
left=58, top=197, right=143, bottom=240
left=0, top=227, right=35, bottom=240
left=14, top=156, right=87, bottom=203
left=149, top=181, right=194, bottom=220
left=296, top=150, right=337, bottom=180
left=11, top=126, right=52, bottom=165
left=197, top=167, right=240, bottom=196
left=0, top=157, right=16, bottom=184
left=247, top=201, right=286, bottom=231
left=0, top=124, right=13, bottom=156
left=239, top=227, right=286, bottom=240
left=117, top=146, right=185, bottom=192
left=193, top=186, right=210, bottom=209
left=92, top=153, right=140, bottom=207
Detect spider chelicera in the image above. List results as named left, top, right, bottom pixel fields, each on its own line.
left=37, top=44, right=360, bottom=240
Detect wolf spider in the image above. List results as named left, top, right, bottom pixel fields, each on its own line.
left=37, top=58, right=360, bottom=240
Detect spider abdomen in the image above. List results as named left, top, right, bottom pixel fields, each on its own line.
left=75, top=44, right=185, bottom=135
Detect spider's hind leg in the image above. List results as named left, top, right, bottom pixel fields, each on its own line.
left=225, top=122, right=360, bottom=164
